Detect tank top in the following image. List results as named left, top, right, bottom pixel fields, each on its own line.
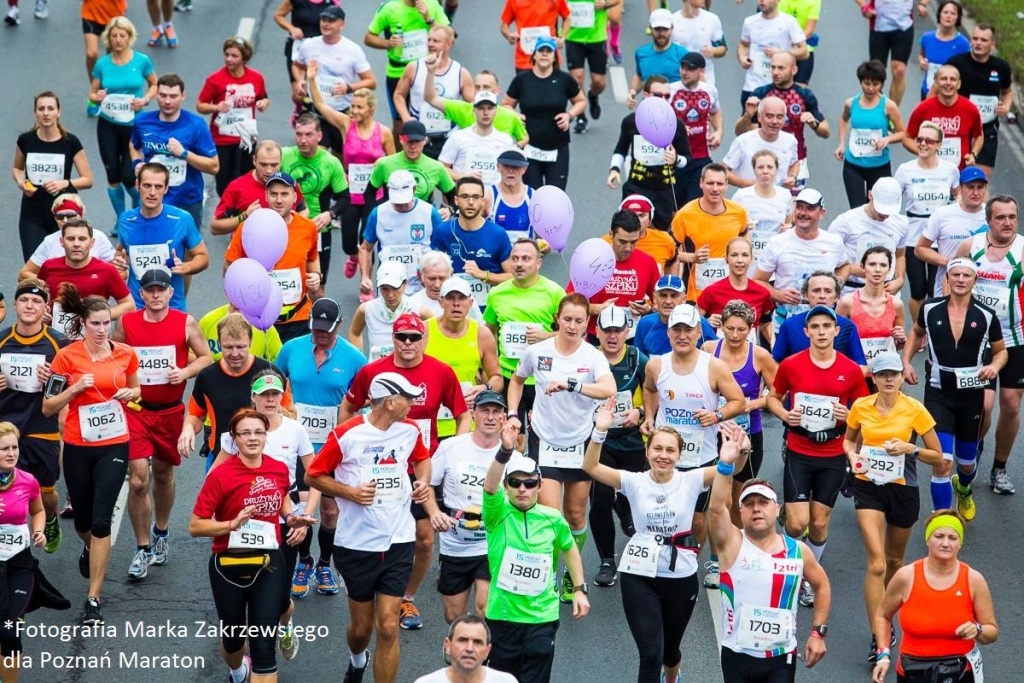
left=969, top=233, right=1024, bottom=347
left=844, top=94, right=891, bottom=168
left=488, top=184, right=534, bottom=245
left=364, top=295, right=415, bottom=361
left=343, top=121, right=386, bottom=206
left=425, top=317, right=479, bottom=438
left=721, top=533, right=803, bottom=658
left=898, top=560, right=976, bottom=659
left=714, top=341, right=762, bottom=435
left=118, top=309, right=189, bottom=405
left=654, top=351, right=719, bottom=467
left=851, top=290, right=897, bottom=362
left=410, top=57, right=463, bottom=136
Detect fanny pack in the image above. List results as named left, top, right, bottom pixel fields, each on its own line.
left=659, top=532, right=698, bottom=572
left=214, top=551, right=273, bottom=588
left=898, top=654, right=970, bottom=683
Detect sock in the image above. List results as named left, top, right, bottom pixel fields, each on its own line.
left=709, top=553, right=718, bottom=563
left=609, top=23, right=621, bottom=52
left=229, top=662, right=248, bottom=683
left=571, top=526, right=588, bottom=554
left=806, top=537, right=825, bottom=564
left=350, top=650, right=368, bottom=668
left=298, top=526, right=314, bottom=560
left=955, top=441, right=979, bottom=487
left=992, top=459, right=1007, bottom=474
left=152, top=24, right=161, bottom=33
left=317, top=526, right=334, bottom=565
left=107, top=186, right=126, bottom=218
left=152, top=525, right=168, bottom=538
left=959, top=467, right=977, bottom=488
left=126, top=186, right=140, bottom=208
left=162, top=21, right=172, bottom=31
left=138, top=544, right=151, bottom=553
left=930, top=476, right=953, bottom=510
left=403, top=594, right=415, bottom=602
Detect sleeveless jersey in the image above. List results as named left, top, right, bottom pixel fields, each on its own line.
left=488, top=184, right=534, bottom=245
left=365, top=295, right=416, bottom=360
left=714, top=341, right=762, bottom=434
left=969, top=233, right=1024, bottom=347
left=410, top=57, right=463, bottom=136
left=899, top=560, right=976, bottom=660
left=655, top=351, right=719, bottom=467
left=119, top=309, right=189, bottom=404
left=425, top=317, right=480, bottom=437
left=721, top=533, right=803, bottom=658
left=343, top=121, right=386, bottom=205
left=850, top=291, right=897, bottom=362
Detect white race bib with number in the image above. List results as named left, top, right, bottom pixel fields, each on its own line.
left=973, top=280, right=1009, bottom=317
left=347, top=163, right=373, bottom=196
left=538, top=440, right=584, bottom=469
left=361, top=463, right=406, bottom=506
left=497, top=547, right=551, bottom=596
left=674, top=424, right=705, bottom=468
left=751, top=221, right=778, bottom=260
left=420, top=103, right=450, bottom=133
left=269, top=268, right=303, bottom=306
left=466, top=148, right=500, bottom=186
left=78, top=400, right=128, bottom=442
left=519, top=26, right=551, bottom=55
left=228, top=519, right=279, bottom=550
left=618, top=533, right=659, bottom=577
left=611, top=389, right=634, bottom=427
left=719, top=395, right=750, bottom=433
left=953, top=366, right=986, bottom=391
left=911, top=180, right=950, bottom=215
left=794, top=392, right=837, bottom=432
left=632, top=135, right=665, bottom=167
left=128, top=243, right=171, bottom=280
left=150, top=154, right=187, bottom=186
left=568, top=2, right=595, bottom=28
left=861, top=445, right=905, bottom=485
left=369, top=343, right=394, bottom=361
left=51, top=301, right=78, bottom=338
left=380, top=244, right=420, bottom=282
left=523, top=144, right=557, bottom=162
left=735, top=605, right=794, bottom=651
left=849, top=128, right=883, bottom=158
left=25, top=152, right=65, bottom=185
left=100, top=93, right=135, bottom=124
left=861, top=336, right=895, bottom=362
left=295, top=403, right=337, bottom=443
left=215, top=107, right=255, bottom=138
left=969, top=94, right=998, bottom=125
left=0, top=524, right=30, bottom=561
left=0, top=353, right=44, bottom=393
left=967, top=644, right=984, bottom=683
left=501, top=322, right=530, bottom=359
left=290, top=38, right=304, bottom=61
left=751, top=48, right=771, bottom=79
left=315, top=73, right=347, bottom=110
left=937, top=137, right=961, bottom=164
left=454, top=460, right=488, bottom=504
left=457, top=273, right=491, bottom=308
left=924, top=62, right=941, bottom=91
left=400, top=29, right=429, bottom=61
left=135, top=345, right=175, bottom=385
left=696, top=258, right=727, bottom=291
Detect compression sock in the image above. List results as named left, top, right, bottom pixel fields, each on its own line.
left=806, top=537, right=826, bottom=564
left=126, top=186, right=140, bottom=208
left=107, top=186, right=126, bottom=218
left=571, top=526, right=588, bottom=553
left=609, top=23, right=622, bottom=53
left=931, top=476, right=953, bottom=510
left=955, top=441, right=979, bottom=487
left=350, top=650, right=368, bottom=668
left=297, top=525, right=314, bottom=561
left=317, top=526, right=335, bottom=566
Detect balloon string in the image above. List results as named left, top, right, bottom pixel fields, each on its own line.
left=559, top=251, right=569, bottom=275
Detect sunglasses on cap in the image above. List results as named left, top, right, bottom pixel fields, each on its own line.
left=394, top=332, right=423, bottom=343
left=506, top=477, right=540, bottom=489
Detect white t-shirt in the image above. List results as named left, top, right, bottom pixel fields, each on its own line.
left=757, top=229, right=849, bottom=292
left=414, top=668, right=519, bottom=683
left=740, top=12, right=806, bottom=92
left=515, top=338, right=612, bottom=446
left=617, top=469, right=705, bottom=578
left=439, top=127, right=516, bottom=187
left=894, top=159, right=960, bottom=243
left=30, top=230, right=116, bottom=266
left=921, top=203, right=989, bottom=296
left=874, top=0, right=913, bottom=32
left=732, top=185, right=793, bottom=273
left=723, top=131, right=799, bottom=186
left=827, top=206, right=909, bottom=287
left=296, top=36, right=372, bottom=111
left=220, top=416, right=314, bottom=488
left=670, top=9, right=725, bottom=86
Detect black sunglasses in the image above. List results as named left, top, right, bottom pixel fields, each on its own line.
left=648, top=92, right=671, bottom=100
left=394, top=333, right=423, bottom=343
left=506, top=477, right=540, bottom=489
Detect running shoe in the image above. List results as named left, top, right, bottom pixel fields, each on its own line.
left=291, top=561, right=312, bottom=598
left=559, top=570, right=575, bottom=604
left=594, top=560, right=617, bottom=587
left=82, top=597, right=104, bottom=625
left=315, top=563, right=340, bottom=595
left=867, top=635, right=878, bottom=663
left=60, top=501, right=74, bottom=519
left=229, top=655, right=252, bottom=683
left=175, top=0, right=193, bottom=10
left=164, top=23, right=179, bottom=48
left=279, top=622, right=299, bottom=661
left=152, top=532, right=169, bottom=565
left=128, top=548, right=155, bottom=580
left=612, top=51, right=623, bottom=65
left=991, top=468, right=1015, bottom=495
left=703, top=560, right=720, bottom=589
left=34, top=0, right=47, bottom=19
left=86, top=100, right=101, bottom=117
left=588, top=91, right=602, bottom=120
left=43, top=515, right=61, bottom=554
left=344, top=256, right=358, bottom=279
left=79, top=546, right=91, bottom=578
left=952, top=474, right=976, bottom=522
left=573, top=115, right=588, bottom=134
left=343, top=659, right=367, bottom=683
left=148, top=27, right=165, bottom=47
left=5, top=7, right=19, bottom=25
left=889, top=622, right=897, bottom=648
left=798, top=579, right=815, bottom=607
left=399, top=599, right=423, bottom=629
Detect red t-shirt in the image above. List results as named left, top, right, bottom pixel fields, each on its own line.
left=345, top=355, right=468, bottom=455
left=772, top=349, right=869, bottom=456
left=197, top=67, right=269, bottom=145
left=192, top=455, right=291, bottom=554
left=697, top=278, right=775, bottom=324
left=568, top=249, right=661, bottom=337
left=906, top=96, right=983, bottom=170
left=214, top=172, right=306, bottom=220
left=38, top=257, right=131, bottom=307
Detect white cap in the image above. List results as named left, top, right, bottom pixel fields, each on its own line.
left=473, top=91, right=498, bottom=107
left=668, top=303, right=700, bottom=328
left=868, top=351, right=903, bottom=375
left=504, top=453, right=540, bottom=479
left=649, top=8, right=673, bottom=28
left=945, top=257, right=977, bottom=275
left=598, top=305, right=629, bottom=330
left=440, top=277, right=472, bottom=298
left=369, top=372, right=425, bottom=400
left=388, top=169, right=417, bottom=204
left=794, top=188, right=824, bottom=207
left=377, top=261, right=408, bottom=289
left=739, top=483, right=778, bottom=504
left=870, top=177, right=902, bottom=216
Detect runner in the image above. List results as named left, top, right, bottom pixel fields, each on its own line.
left=836, top=247, right=906, bottom=369
left=915, top=165, right=989, bottom=295
left=439, top=93, right=516, bottom=186
left=857, top=0, right=927, bottom=105
left=904, top=64, right=983, bottom=171
left=616, top=195, right=678, bottom=273
left=730, top=152, right=793, bottom=278
left=198, top=303, right=282, bottom=363
left=498, top=0, right=569, bottom=75
left=145, top=0, right=178, bottom=48
left=736, top=0, right=807, bottom=110
left=565, top=0, right=616, bottom=135
left=81, top=0, right=129, bottom=97
left=779, top=0, right=820, bottom=85
left=365, top=120, right=457, bottom=211
left=666, top=52, right=723, bottom=205
left=486, top=150, right=538, bottom=245
left=273, top=0, right=343, bottom=103
left=917, top=0, right=970, bottom=101
left=634, top=276, right=717, bottom=358
left=669, top=0, right=726, bottom=87
left=829, top=177, right=908, bottom=297
left=697, top=237, right=775, bottom=345
left=349, top=262, right=433, bottom=361
left=772, top=271, right=869, bottom=366
left=723, top=97, right=799, bottom=190
left=409, top=251, right=484, bottom=322
left=423, top=68, right=529, bottom=145
left=19, top=195, right=118, bottom=281
left=413, top=615, right=517, bottom=683
left=210, top=140, right=309, bottom=236
left=628, top=9, right=688, bottom=96
left=112, top=266, right=211, bottom=581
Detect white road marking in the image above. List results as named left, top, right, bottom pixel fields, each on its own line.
left=109, top=476, right=130, bottom=547
left=609, top=65, right=628, bottom=104
left=237, top=17, right=256, bottom=42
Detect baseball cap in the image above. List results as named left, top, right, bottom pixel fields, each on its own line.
left=870, top=177, right=902, bottom=216
left=392, top=312, right=426, bottom=335
left=309, top=297, right=342, bottom=332
left=251, top=374, right=285, bottom=394
left=959, top=165, right=988, bottom=185
left=377, top=260, right=408, bottom=289
left=869, top=351, right=903, bottom=375
left=739, top=482, right=778, bottom=504
left=400, top=120, right=428, bottom=141
left=265, top=171, right=296, bottom=188
left=534, top=35, right=558, bottom=52
left=369, top=371, right=424, bottom=400
left=473, top=91, right=498, bottom=107
left=655, top=274, right=685, bottom=293
left=619, top=194, right=654, bottom=214
left=794, top=188, right=824, bottom=207
left=497, top=149, right=529, bottom=168
left=649, top=8, right=673, bottom=28
left=945, top=257, right=978, bottom=275
left=320, top=4, right=345, bottom=20
left=388, top=169, right=417, bottom=204
left=598, top=305, right=629, bottom=330
left=504, top=453, right=540, bottom=479
left=140, top=267, right=172, bottom=290
left=668, top=303, right=700, bottom=328
left=440, top=277, right=472, bottom=298
left=680, top=51, right=706, bottom=70
left=474, top=390, right=507, bottom=409
left=805, top=304, right=837, bottom=323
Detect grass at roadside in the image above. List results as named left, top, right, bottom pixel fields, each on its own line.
left=958, top=1, right=1023, bottom=94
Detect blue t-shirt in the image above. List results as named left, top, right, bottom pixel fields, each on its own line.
left=131, top=110, right=217, bottom=206
left=919, top=31, right=971, bottom=98
left=92, top=52, right=155, bottom=127
left=116, top=205, right=203, bottom=311
left=430, top=218, right=513, bottom=274
left=275, top=334, right=367, bottom=448
left=634, top=43, right=689, bottom=83
left=772, top=312, right=867, bottom=365
left=633, top=313, right=716, bottom=357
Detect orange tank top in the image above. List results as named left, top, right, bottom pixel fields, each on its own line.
left=898, top=560, right=976, bottom=660
left=851, top=290, right=896, bottom=339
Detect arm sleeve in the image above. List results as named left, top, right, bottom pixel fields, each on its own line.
left=612, top=116, right=633, bottom=158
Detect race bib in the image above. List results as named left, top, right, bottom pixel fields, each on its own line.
left=400, top=29, right=429, bottom=61
left=618, top=533, right=659, bottom=577
left=953, top=366, right=986, bottom=391
left=696, top=258, right=728, bottom=291
left=569, top=2, right=595, bottom=28
left=633, top=135, right=666, bottom=167
left=519, top=26, right=551, bottom=55
left=538, top=440, right=584, bottom=469
left=25, top=152, right=65, bottom=185
left=967, top=644, right=984, bottom=683
left=295, top=403, right=337, bottom=443
left=937, top=137, right=961, bottom=164
left=315, top=73, right=347, bottom=110
left=523, top=144, right=557, bottom=162
left=0, top=353, right=45, bottom=393
left=466, top=148, right=500, bottom=186
left=861, top=336, right=895, bottom=362
left=215, top=107, right=255, bottom=138
left=849, top=128, right=883, bottom=158
left=100, top=93, right=135, bottom=124
left=347, top=163, right=373, bottom=196
left=911, top=180, right=951, bottom=215
left=611, top=389, right=634, bottom=428
left=719, top=395, right=750, bottom=433
left=457, top=273, right=491, bottom=309
left=751, top=48, right=771, bottom=79
left=128, top=243, right=171, bottom=280
left=454, top=459, right=488, bottom=504
left=794, top=392, right=837, bottom=432
left=439, top=381, right=473, bottom=420
left=861, top=445, right=905, bottom=485
left=380, top=244, right=421, bottom=282
left=150, top=154, right=187, bottom=186
left=675, top=424, right=705, bottom=468
left=750, top=221, right=778, bottom=260
left=924, top=62, right=941, bottom=91
left=736, top=605, right=794, bottom=651
left=974, top=280, right=1009, bottom=317
left=135, top=345, right=175, bottom=385
left=855, top=238, right=896, bottom=274
left=290, top=38, right=304, bottom=62
left=228, top=519, right=279, bottom=551
left=270, top=267, right=303, bottom=306
left=369, top=343, right=394, bottom=361
left=0, top=524, right=30, bottom=562
left=501, top=322, right=530, bottom=359
left=497, top=547, right=551, bottom=596
left=969, top=94, right=998, bottom=125
left=361, top=463, right=406, bottom=506
left=51, top=301, right=78, bottom=338
left=78, top=400, right=128, bottom=442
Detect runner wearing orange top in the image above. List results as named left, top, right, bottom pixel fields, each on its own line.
left=670, top=163, right=748, bottom=301
left=81, top=0, right=128, bottom=84
left=615, top=194, right=679, bottom=275
left=499, top=0, right=570, bottom=73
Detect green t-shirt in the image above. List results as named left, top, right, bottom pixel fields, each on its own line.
left=483, top=275, right=566, bottom=380
left=565, top=0, right=608, bottom=44
left=483, top=489, right=573, bottom=624
left=779, top=0, right=819, bottom=52
left=368, top=0, right=451, bottom=79
left=281, top=146, right=348, bottom=220
left=369, top=152, right=456, bottom=201
left=444, top=100, right=528, bottom=143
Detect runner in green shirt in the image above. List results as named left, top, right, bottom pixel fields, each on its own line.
left=566, top=0, right=618, bottom=134
left=366, top=121, right=457, bottom=209
left=779, top=0, right=821, bottom=84
left=424, top=64, right=528, bottom=144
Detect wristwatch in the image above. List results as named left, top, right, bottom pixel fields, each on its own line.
left=714, top=410, right=724, bottom=423
left=506, top=412, right=520, bottom=421
left=573, top=582, right=589, bottom=595
left=567, top=378, right=580, bottom=393
left=811, top=624, right=828, bottom=638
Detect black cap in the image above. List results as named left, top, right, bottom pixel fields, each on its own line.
left=400, top=120, right=428, bottom=141
left=140, top=267, right=172, bottom=290
left=680, top=51, right=706, bottom=69
left=474, top=390, right=507, bottom=410
left=265, top=171, right=297, bottom=188
left=497, top=149, right=529, bottom=168
left=310, top=297, right=342, bottom=332
left=320, top=5, right=345, bottom=21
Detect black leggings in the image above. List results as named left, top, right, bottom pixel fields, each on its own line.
left=18, top=213, right=58, bottom=262
left=97, top=117, right=135, bottom=187
left=319, top=229, right=333, bottom=284
left=905, top=246, right=937, bottom=301
left=620, top=572, right=700, bottom=683
left=842, top=160, right=892, bottom=210
left=215, top=144, right=254, bottom=198
left=720, top=647, right=796, bottom=683
left=279, top=523, right=298, bottom=614
left=340, top=202, right=374, bottom=257
left=523, top=146, right=570, bottom=190
left=590, top=443, right=647, bottom=559
left=0, top=556, right=34, bottom=655
left=63, top=442, right=129, bottom=538
left=209, top=550, right=286, bottom=676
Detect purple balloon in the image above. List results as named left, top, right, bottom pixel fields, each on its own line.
left=636, top=96, right=677, bottom=149
left=528, top=185, right=574, bottom=253
left=243, top=280, right=284, bottom=332
left=569, top=238, right=616, bottom=298
left=224, top=258, right=274, bottom=317
left=241, top=208, right=288, bottom=270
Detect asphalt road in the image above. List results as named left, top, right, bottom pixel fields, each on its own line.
left=0, top=0, right=1022, bottom=681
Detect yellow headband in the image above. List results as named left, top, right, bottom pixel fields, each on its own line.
left=925, top=514, right=964, bottom=544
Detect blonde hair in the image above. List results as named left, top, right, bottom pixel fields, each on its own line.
left=351, top=88, right=377, bottom=111
left=0, top=422, right=21, bottom=441
left=217, top=313, right=253, bottom=343
left=919, top=121, right=944, bottom=143
left=102, top=16, right=138, bottom=50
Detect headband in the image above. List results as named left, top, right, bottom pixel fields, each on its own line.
left=52, top=199, right=83, bottom=216
left=14, top=284, right=48, bottom=303
left=925, top=514, right=964, bottom=543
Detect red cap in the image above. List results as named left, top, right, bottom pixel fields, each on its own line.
left=393, top=313, right=426, bottom=335
left=619, top=194, right=654, bottom=214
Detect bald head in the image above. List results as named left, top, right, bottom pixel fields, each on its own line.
left=770, top=52, right=798, bottom=87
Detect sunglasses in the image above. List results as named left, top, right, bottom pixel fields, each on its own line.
left=394, top=333, right=423, bottom=343
left=648, top=93, right=671, bottom=100
left=55, top=212, right=80, bottom=220
left=506, top=477, right=540, bottom=489
left=915, top=136, right=940, bottom=145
